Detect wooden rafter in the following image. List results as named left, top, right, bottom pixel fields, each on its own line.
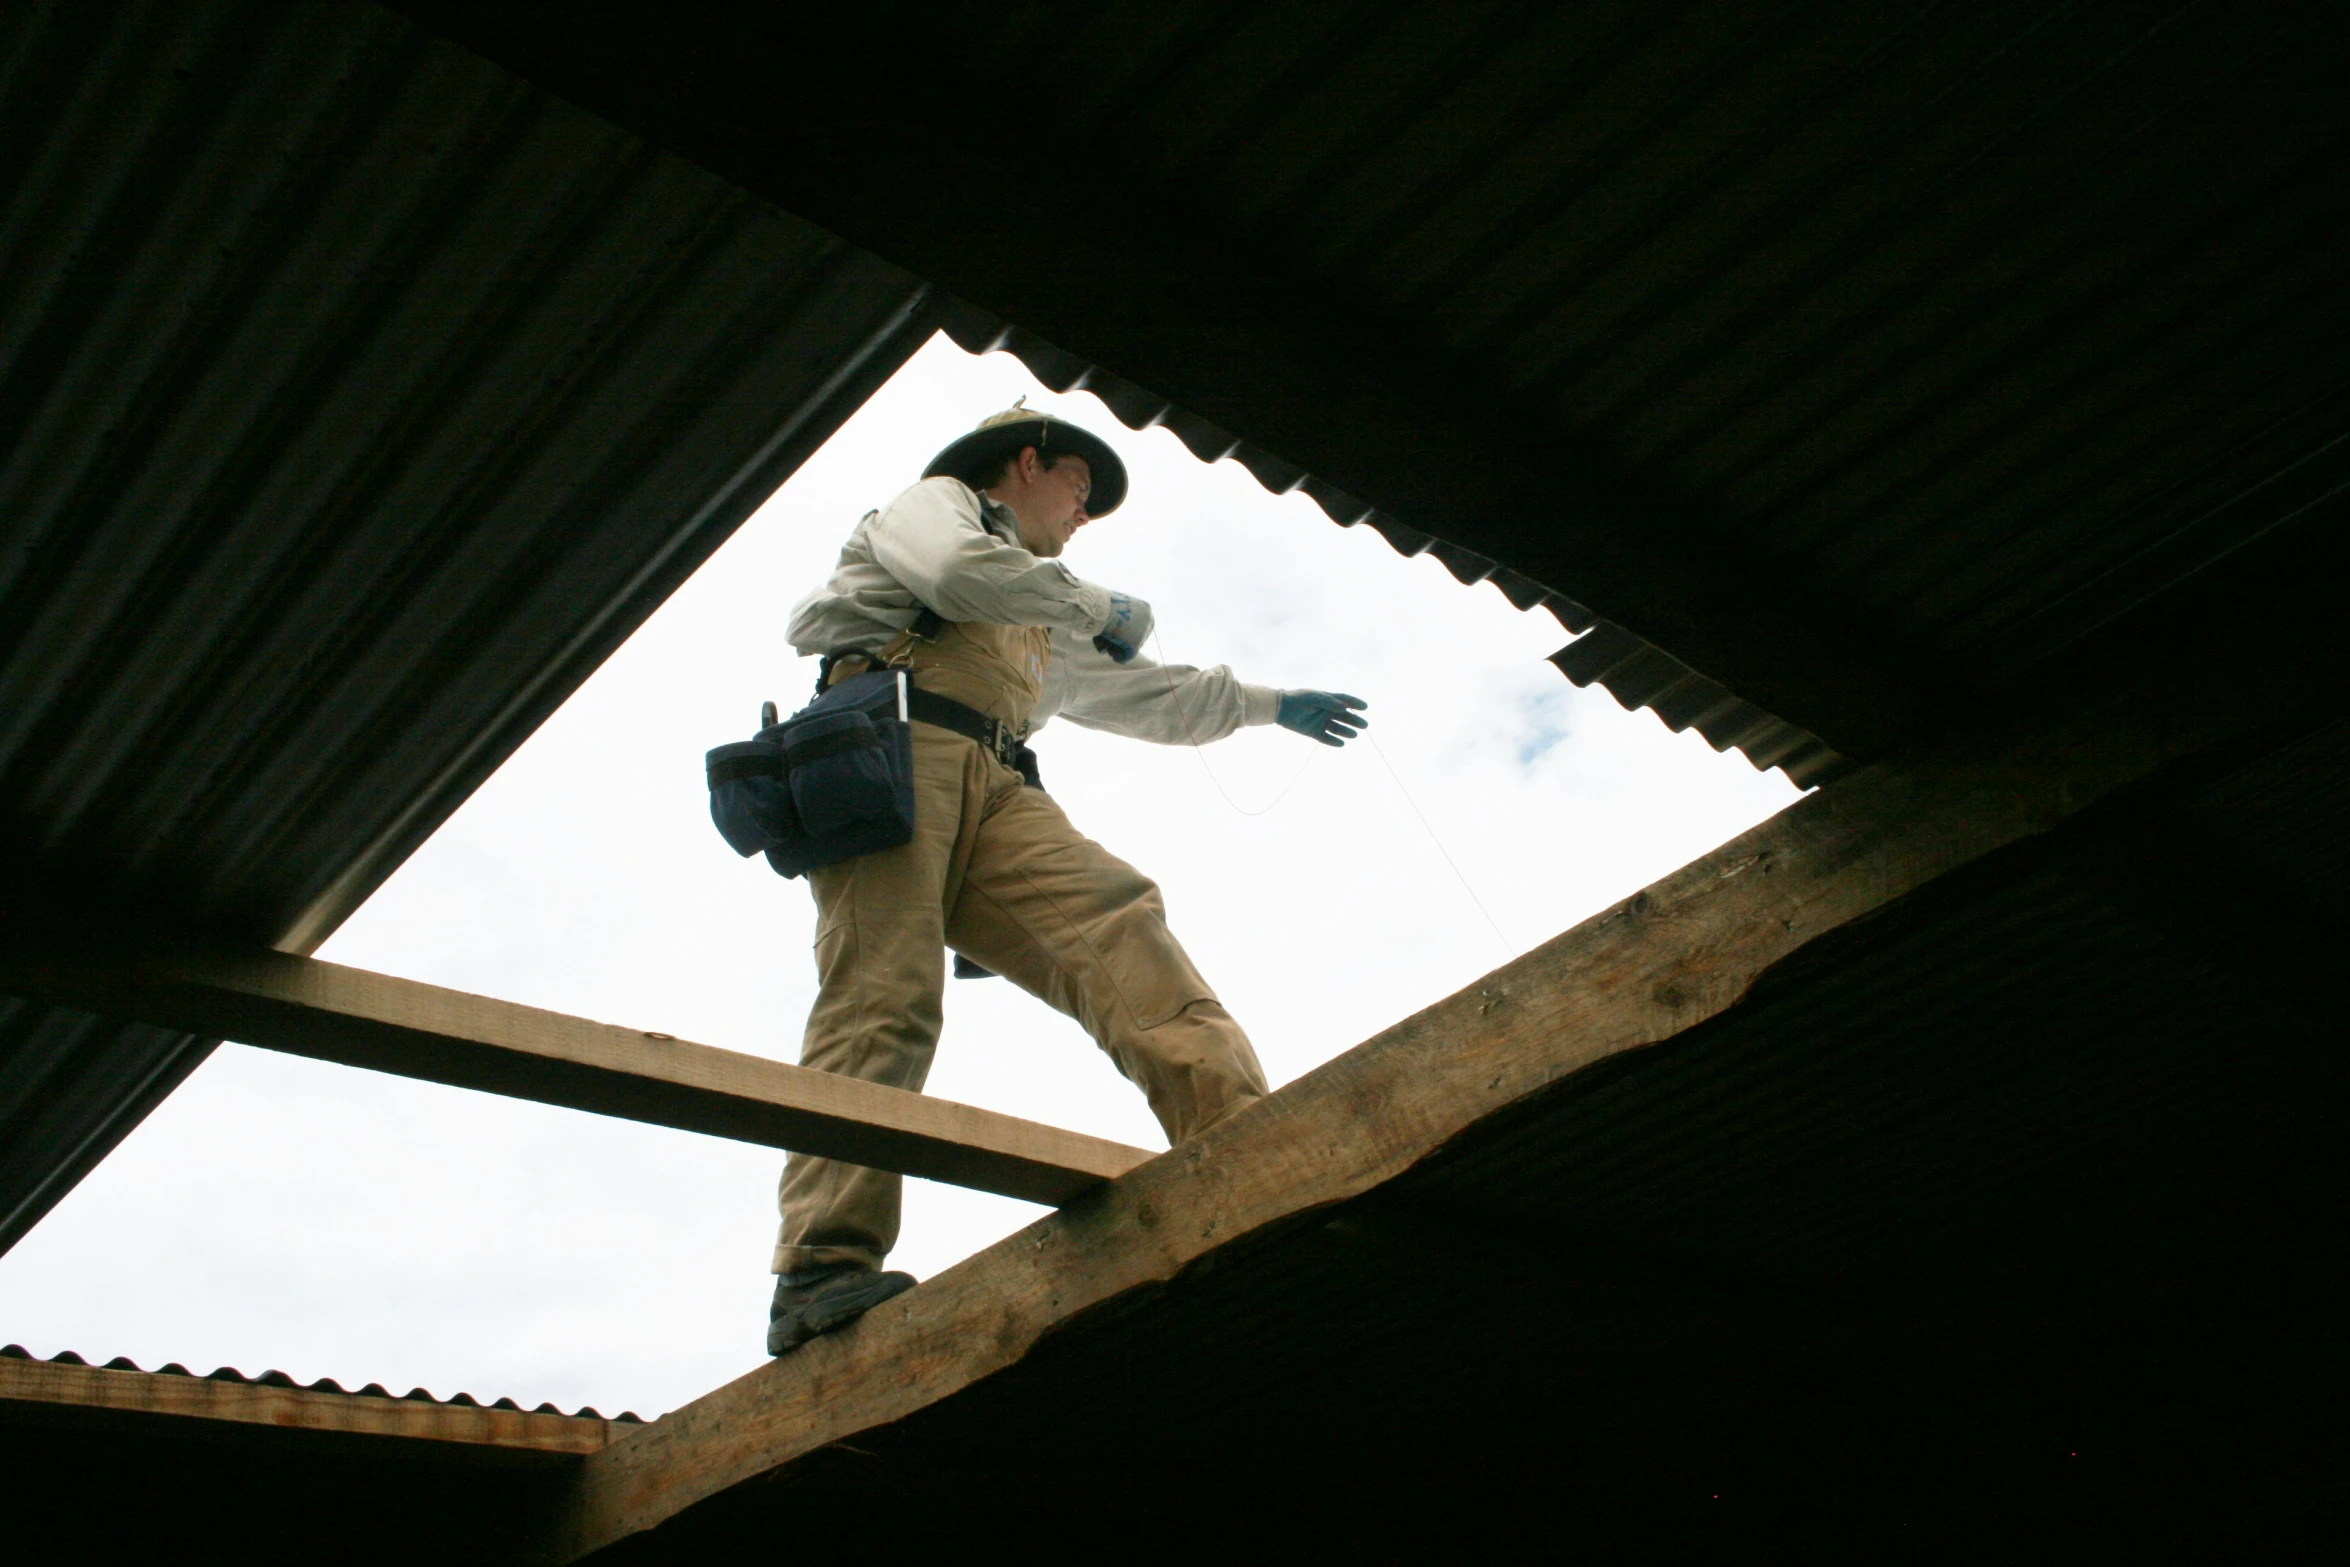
left=0, top=931, right=1149, bottom=1208
left=545, top=669, right=2299, bottom=1558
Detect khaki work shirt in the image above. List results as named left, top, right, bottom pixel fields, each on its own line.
left=787, top=477, right=1279, bottom=744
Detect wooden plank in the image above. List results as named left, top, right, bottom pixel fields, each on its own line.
left=0, top=1353, right=619, bottom=1457
left=553, top=684, right=2260, bottom=1558
left=0, top=931, right=1149, bottom=1207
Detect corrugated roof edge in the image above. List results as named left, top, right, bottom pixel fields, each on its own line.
left=0, top=1343, right=642, bottom=1423
left=930, top=300, right=1847, bottom=788
left=1550, top=624, right=1849, bottom=786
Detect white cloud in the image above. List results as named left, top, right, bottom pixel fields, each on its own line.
left=0, top=335, right=1798, bottom=1419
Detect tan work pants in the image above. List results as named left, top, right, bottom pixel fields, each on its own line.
left=773, top=723, right=1268, bottom=1273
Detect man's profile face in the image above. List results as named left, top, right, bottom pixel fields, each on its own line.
left=1002, top=449, right=1093, bottom=558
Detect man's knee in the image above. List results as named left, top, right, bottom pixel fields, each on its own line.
left=1116, top=998, right=1268, bottom=1140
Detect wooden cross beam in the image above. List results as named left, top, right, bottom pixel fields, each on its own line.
left=0, top=928, right=1149, bottom=1208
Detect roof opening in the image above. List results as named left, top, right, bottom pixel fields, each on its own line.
left=3, top=333, right=1797, bottom=1418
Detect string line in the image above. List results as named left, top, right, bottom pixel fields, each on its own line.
left=1364, top=730, right=1515, bottom=958
left=1140, top=626, right=1513, bottom=957
left=1147, top=630, right=1318, bottom=816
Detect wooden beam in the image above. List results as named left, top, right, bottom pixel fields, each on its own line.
left=0, top=930, right=1149, bottom=1208
left=0, top=1352, right=620, bottom=1458
left=550, top=676, right=2281, bottom=1558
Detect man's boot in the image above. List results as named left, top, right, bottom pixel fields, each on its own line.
left=768, top=1262, right=916, bottom=1355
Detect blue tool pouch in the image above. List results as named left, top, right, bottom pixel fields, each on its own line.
left=785, top=709, right=902, bottom=838
left=705, top=737, right=794, bottom=856
left=705, top=670, right=915, bottom=878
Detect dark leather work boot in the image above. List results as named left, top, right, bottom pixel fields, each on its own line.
left=768, top=1263, right=917, bottom=1356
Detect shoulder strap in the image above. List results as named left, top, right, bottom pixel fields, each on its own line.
left=816, top=602, right=952, bottom=697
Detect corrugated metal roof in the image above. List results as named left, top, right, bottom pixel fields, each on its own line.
left=943, top=0, right=2350, bottom=735
left=11, top=0, right=2341, bottom=1259
left=0, top=1000, right=204, bottom=1257
left=0, top=0, right=942, bottom=1248
left=4, top=1338, right=610, bottom=1558
left=2180, top=716, right=2350, bottom=910
left=374, top=0, right=2350, bottom=772
left=0, top=1341, right=643, bottom=1422
left=932, top=301, right=1850, bottom=784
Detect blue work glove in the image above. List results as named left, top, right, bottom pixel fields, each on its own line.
left=1091, top=591, right=1154, bottom=664
left=1276, top=690, right=1369, bottom=746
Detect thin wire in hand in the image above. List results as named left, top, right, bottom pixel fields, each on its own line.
left=1148, top=628, right=1318, bottom=817
left=1364, top=730, right=1515, bottom=958
left=1143, top=623, right=1508, bottom=951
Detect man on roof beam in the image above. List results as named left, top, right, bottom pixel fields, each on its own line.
left=749, top=403, right=1368, bottom=1355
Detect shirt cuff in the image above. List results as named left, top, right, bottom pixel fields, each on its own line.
left=1241, top=684, right=1283, bottom=727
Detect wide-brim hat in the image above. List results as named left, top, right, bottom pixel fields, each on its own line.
left=923, top=402, right=1129, bottom=516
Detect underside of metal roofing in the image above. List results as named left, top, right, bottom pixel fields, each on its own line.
left=405, top=0, right=2350, bottom=765
left=929, top=299, right=1852, bottom=782
left=957, top=0, right=2350, bottom=676
left=0, top=0, right=942, bottom=1247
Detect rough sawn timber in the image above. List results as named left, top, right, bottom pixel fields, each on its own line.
left=0, top=1354, right=620, bottom=1458
left=0, top=931, right=1148, bottom=1207
left=554, top=680, right=2243, bottom=1559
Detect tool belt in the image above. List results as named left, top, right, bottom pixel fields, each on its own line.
left=903, top=685, right=1041, bottom=788
left=705, top=670, right=916, bottom=879
left=705, top=670, right=1043, bottom=880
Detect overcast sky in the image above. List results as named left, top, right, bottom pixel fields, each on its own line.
left=0, top=335, right=1798, bottom=1420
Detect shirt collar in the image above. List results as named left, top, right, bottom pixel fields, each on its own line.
left=976, top=491, right=1020, bottom=541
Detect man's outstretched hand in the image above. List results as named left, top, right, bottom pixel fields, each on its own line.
left=1276, top=690, right=1369, bottom=746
